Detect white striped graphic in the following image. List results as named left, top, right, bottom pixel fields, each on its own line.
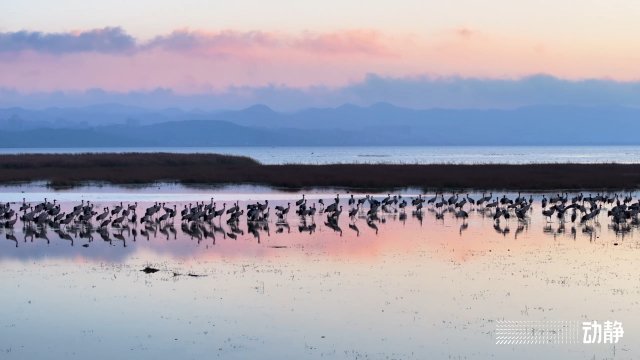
left=495, top=320, right=581, bottom=345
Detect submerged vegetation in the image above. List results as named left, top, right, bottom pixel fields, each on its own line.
left=0, top=153, right=640, bottom=190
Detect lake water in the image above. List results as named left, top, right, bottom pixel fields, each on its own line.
left=2, top=145, right=640, bottom=164
left=0, top=190, right=638, bottom=359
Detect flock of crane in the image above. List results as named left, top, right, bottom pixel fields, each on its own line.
left=0, top=191, right=637, bottom=246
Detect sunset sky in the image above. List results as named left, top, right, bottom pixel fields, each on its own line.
left=2, top=0, right=640, bottom=109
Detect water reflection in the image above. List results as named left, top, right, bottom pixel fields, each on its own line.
left=0, top=192, right=637, bottom=263
left=1, top=192, right=640, bottom=360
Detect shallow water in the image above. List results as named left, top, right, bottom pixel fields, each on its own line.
left=3, top=145, right=640, bottom=164
left=0, top=193, right=639, bottom=359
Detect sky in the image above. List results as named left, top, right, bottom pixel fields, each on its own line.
left=2, top=0, right=640, bottom=109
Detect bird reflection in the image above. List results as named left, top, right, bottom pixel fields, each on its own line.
left=0, top=192, right=638, bottom=255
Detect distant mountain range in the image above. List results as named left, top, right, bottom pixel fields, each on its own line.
left=1, top=103, right=639, bottom=147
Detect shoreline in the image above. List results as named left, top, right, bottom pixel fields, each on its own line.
left=1, top=152, right=640, bottom=190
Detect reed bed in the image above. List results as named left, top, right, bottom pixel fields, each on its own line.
left=1, top=153, right=640, bottom=190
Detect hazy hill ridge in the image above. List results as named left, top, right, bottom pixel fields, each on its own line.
left=0, top=104, right=638, bottom=147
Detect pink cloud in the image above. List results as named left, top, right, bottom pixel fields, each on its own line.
left=145, top=29, right=280, bottom=52
left=454, top=27, right=475, bottom=39
left=0, top=27, right=393, bottom=58
left=293, top=30, right=393, bottom=56
left=2, top=27, right=640, bottom=93
left=0, top=28, right=402, bottom=92
left=143, top=29, right=393, bottom=57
